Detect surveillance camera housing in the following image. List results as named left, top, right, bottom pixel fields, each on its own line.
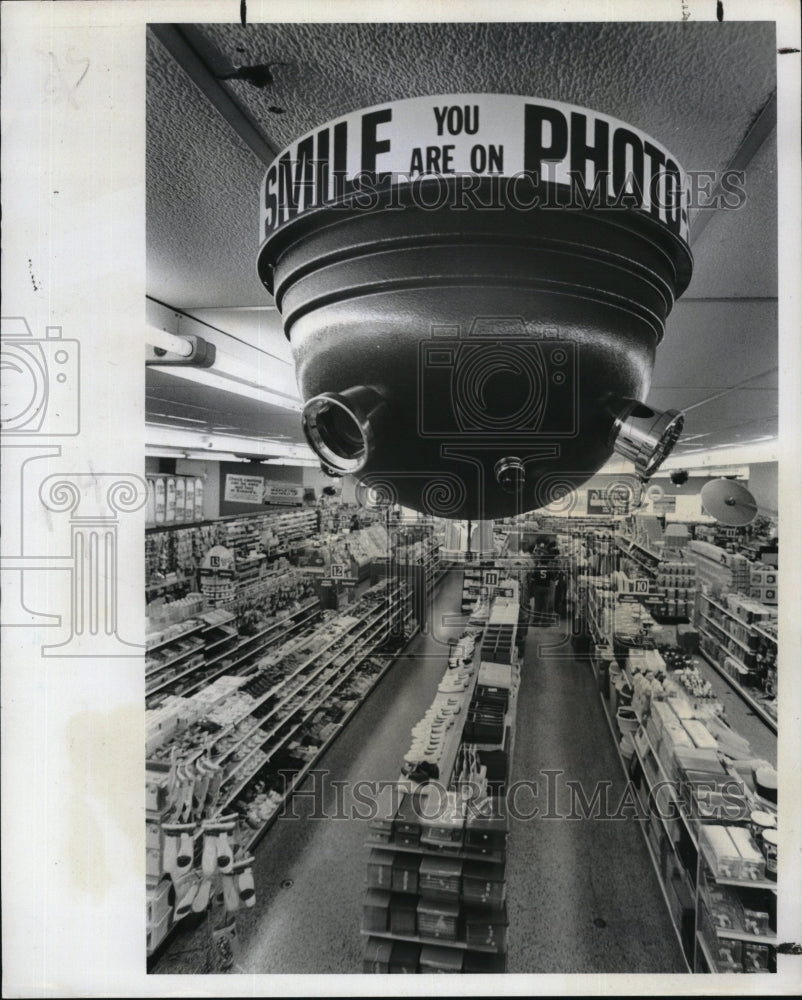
left=257, top=95, right=693, bottom=519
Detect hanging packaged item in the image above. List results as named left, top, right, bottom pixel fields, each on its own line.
left=153, top=477, right=166, bottom=524
left=165, top=477, right=177, bottom=523
left=175, top=476, right=186, bottom=522
left=194, top=477, right=204, bottom=520
left=146, top=478, right=156, bottom=525
left=185, top=477, right=195, bottom=521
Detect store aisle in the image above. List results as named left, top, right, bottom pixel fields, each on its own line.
left=152, top=568, right=467, bottom=975
left=152, top=575, right=688, bottom=975
left=505, top=621, right=687, bottom=973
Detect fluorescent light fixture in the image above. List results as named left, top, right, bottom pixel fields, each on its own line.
left=145, top=327, right=194, bottom=357
left=148, top=363, right=302, bottom=411
left=145, top=422, right=316, bottom=461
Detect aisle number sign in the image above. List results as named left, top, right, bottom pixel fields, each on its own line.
left=261, top=94, right=690, bottom=242
left=327, top=563, right=358, bottom=587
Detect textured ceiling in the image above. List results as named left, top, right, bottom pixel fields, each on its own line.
left=146, top=19, right=779, bottom=460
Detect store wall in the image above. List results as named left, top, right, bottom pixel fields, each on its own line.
left=747, top=462, right=778, bottom=516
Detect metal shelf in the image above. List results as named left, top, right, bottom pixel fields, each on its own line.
left=242, top=647, right=406, bottom=852
left=145, top=620, right=205, bottom=653
left=145, top=648, right=207, bottom=696
left=360, top=928, right=505, bottom=955
left=699, top=611, right=754, bottom=655
left=697, top=647, right=777, bottom=734
left=145, top=638, right=205, bottom=680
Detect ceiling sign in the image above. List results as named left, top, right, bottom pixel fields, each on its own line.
left=261, top=94, right=690, bottom=243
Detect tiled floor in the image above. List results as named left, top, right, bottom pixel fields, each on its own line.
left=151, top=570, right=693, bottom=974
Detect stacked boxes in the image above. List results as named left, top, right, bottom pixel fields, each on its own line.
left=749, top=567, right=778, bottom=606
left=651, top=556, right=697, bottom=620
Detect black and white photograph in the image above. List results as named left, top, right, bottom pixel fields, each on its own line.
left=1, top=1, right=801, bottom=996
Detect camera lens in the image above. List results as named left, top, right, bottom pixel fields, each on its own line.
left=316, top=404, right=364, bottom=460
left=302, top=387, right=388, bottom=474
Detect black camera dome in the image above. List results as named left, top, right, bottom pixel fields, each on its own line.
left=257, top=94, right=692, bottom=519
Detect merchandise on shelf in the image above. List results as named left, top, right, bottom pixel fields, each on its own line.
left=689, top=540, right=752, bottom=593
left=585, top=558, right=778, bottom=975
left=362, top=579, right=521, bottom=972
left=615, top=518, right=697, bottom=622
left=147, top=475, right=205, bottom=527
left=693, top=587, right=778, bottom=728
left=147, top=578, right=416, bottom=959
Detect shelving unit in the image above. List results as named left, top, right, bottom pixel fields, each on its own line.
left=694, top=592, right=777, bottom=732
left=145, top=601, right=321, bottom=708
left=361, top=582, right=520, bottom=973
left=372, top=531, right=444, bottom=631
left=586, top=605, right=777, bottom=974
left=146, top=580, right=417, bottom=958
left=694, top=837, right=776, bottom=972
left=461, top=567, right=485, bottom=613
left=615, top=532, right=696, bottom=623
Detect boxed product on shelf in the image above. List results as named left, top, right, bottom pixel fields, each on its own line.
left=368, top=813, right=395, bottom=846
left=742, top=940, right=772, bottom=973
left=367, top=849, right=395, bottom=890
left=418, top=945, right=464, bottom=973
left=728, top=825, right=766, bottom=881
left=146, top=906, right=173, bottom=955
left=392, top=854, right=421, bottom=894
left=700, top=825, right=743, bottom=880
left=146, top=878, right=173, bottom=926
left=362, top=937, right=393, bottom=973
left=742, top=905, right=771, bottom=937
left=388, top=940, right=421, bottom=973
left=394, top=792, right=424, bottom=845
left=701, top=876, right=745, bottom=932
left=461, top=861, right=506, bottom=907
left=418, top=857, right=462, bottom=900
left=464, top=904, right=508, bottom=950
left=464, top=811, right=508, bottom=855
left=699, top=905, right=744, bottom=973
left=420, top=792, right=466, bottom=848
left=389, top=894, right=419, bottom=936
left=416, top=898, right=460, bottom=940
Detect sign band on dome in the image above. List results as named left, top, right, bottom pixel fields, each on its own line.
left=260, top=94, right=691, bottom=243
